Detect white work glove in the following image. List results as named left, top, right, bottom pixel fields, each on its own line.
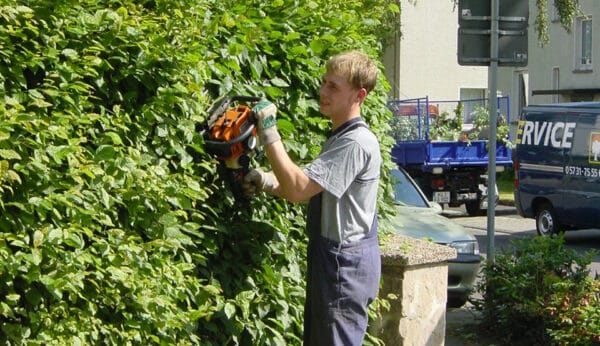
left=242, top=169, right=276, bottom=196
left=252, top=99, right=281, bottom=146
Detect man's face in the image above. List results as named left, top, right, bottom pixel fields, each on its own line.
left=319, top=70, right=359, bottom=119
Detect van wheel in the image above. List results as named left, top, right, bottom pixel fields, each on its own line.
left=535, top=203, right=561, bottom=236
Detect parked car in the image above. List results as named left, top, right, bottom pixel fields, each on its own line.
left=390, top=167, right=482, bottom=308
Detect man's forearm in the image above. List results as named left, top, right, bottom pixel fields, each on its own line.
left=265, top=140, right=321, bottom=202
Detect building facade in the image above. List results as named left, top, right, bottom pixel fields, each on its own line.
left=499, top=0, right=599, bottom=119
left=527, top=0, right=599, bottom=104
left=384, top=1, right=598, bottom=136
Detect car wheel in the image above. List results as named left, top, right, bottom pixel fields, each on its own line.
left=535, top=203, right=561, bottom=236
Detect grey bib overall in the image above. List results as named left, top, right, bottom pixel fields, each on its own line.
left=303, top=120, right=381, bottom=346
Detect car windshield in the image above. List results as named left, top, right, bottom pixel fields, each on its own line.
left=391, top=169, right=429, bottom=208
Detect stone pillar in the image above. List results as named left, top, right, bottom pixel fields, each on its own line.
left=370, top=235, right=457, bottom=345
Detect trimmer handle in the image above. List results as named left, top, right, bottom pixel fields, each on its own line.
left=206, top=95, right=262, bottom=126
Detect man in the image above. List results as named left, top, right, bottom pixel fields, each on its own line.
left=243, top=50, right=381, bottom=345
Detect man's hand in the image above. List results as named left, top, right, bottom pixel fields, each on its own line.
left=242, top=169, right=276, bottom=196
left=252, top=100, right=281, bottom=146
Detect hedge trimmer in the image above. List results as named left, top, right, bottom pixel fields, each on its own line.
left=202, top=96, right=261, bottom=207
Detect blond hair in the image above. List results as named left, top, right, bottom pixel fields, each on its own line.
left=325, top=50, right=378, bottom=93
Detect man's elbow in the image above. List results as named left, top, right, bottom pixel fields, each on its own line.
left=279, top=189, right=308, bottom=203
left=275, top=185, right=311, bottom=203
left=272, top=175, right=319, bottom=203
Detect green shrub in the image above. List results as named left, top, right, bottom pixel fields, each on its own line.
left=465, top=105, right=512, bottom=146
left=545, top=275, right=600, bottom=345
left=473, top=235, right=600, bottom=345
left=429, top=105, right=463, bottom=141
left=0, top=0, right=398, bottom=344
left=388, top=116, right=420, bottom=141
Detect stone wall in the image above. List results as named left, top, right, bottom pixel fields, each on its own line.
left=370, top=235, right=457, bottom=345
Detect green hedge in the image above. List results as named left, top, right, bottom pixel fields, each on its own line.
left=473, top=235, right=600, bottom=345
left=0, top=0, right=397, bottom=344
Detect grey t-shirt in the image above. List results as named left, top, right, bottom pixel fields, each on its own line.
left=304, top=120, right=381, bottom=244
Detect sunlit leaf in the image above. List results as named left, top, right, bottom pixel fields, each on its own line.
left=0, top=150, right=21, bottom=160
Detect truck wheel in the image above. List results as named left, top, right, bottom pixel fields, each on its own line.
left=465, top=200, right=485, bottom=216
left=535, top=203, right=562, bottom=236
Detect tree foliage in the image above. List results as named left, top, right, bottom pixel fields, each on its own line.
left=0, top=0, right=398, bottom=344
left=534, top=0, right=581, bottom=46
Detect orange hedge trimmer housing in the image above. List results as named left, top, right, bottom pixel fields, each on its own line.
left=203, top=96, right=261, bottom=206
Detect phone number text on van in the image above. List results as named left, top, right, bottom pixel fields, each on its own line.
left=564, top=166, right=600, bottom=178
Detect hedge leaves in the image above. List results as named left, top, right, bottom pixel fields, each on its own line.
left=0, top=0, right=397, bottom=344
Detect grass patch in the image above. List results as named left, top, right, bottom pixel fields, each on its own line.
left=496, top=168, right=514, bottom=204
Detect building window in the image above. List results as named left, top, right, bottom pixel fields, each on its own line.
left=575, top=16, right=593, bottom=70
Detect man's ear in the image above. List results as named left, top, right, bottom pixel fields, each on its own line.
left=356, top=87, right=367, bottom=103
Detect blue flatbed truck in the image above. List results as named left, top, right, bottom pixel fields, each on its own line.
left=388, top=97, right=513, bottom=216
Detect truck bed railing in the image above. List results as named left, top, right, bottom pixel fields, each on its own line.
left=388, top=96, right=513, bottom=170
left=387, top=96, right=511, bottom=142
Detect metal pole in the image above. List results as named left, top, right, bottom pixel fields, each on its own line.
left=487, top=0, right=499, bottom=262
